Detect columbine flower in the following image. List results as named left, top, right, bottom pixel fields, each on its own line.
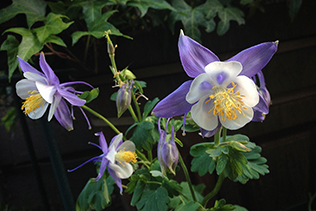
left=152, top=30, right=278, bottom=135
left=116, top=80, right=134, bottom=117
left=68, top=132, right=136, bottom=193
left=15, top=53, right=93, bottom=130
left=157, top=118, right=178, bottom=176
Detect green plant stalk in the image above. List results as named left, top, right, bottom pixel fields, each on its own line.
left=222, top=127, right=227, bottom=142
left=81, top=105, right=121, bottom=136
left=128, top=105, right=139, bottom=123
left=214, top=127, right=222, bottom=146
left=178, top=151, right=197, bottom=202
left=201, top=172, right=225, bottom=207
left=131, top=90, right=142, bottom=122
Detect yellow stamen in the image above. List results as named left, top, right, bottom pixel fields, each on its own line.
left=206, top=82, right=246, bottom=121
left=115, top=149, right=137, bottom=166
left=21, top=90, right=46, bottom=115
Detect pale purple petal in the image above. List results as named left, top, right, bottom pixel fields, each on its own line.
left=18, top=57, right=44, bottom=77
left=53, top=98, right=73, bottom=131
left=48, top=93, right=61, bottom=121
left=27, top=103, right=49, bottom=119
left=23, top=72, right=47, bottom=84
left=179, top=31, right=219, bottom=78
left=96, top=132, right=108, bottom=154
left=201, top=124, right=221, bottom=138
left=16, top=79, right=37, bottom=99
left=152, top=80, right=193, bottom=118
left=227, top=41, right=278, bottom=77
left=57, top=87, right=86, bottom=106
left=39, top=53, right=60, bottom=85
left=252, top=109, right=266, bottom=122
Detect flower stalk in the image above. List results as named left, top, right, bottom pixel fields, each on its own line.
left=201, top=172, right=225, bottom=207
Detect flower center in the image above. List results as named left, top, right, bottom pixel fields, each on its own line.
left=21, top=90, right=46, bottom=115
left=205, top=82, right=247, bottom=121
left=115, top=149, right=137, bottom=165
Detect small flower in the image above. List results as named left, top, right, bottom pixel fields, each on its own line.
left=152, top=30, right=278, bottom=136
left=68, top=132, right=137, bottom=193
left=157, top=118, right=179, bottom=176
left=116, top=80, right=134, bottom=117
left=15, top=53, right=93, bottom=130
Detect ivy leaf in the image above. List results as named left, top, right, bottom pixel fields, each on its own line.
left=33, top=13, right=73, bottom=44
left=190, top=142, right=216, bottom=176
left=217, top=6, right=245, bottom=36
left=0, top=0, right=47, bottom=28
left=169, top=0, right=207, bottom=43
left=4, top=28, right=42, bottom=61
left=128, top=0, right=176, bottom=17
left=44, top=35, right=67, bottom=47
left=136, top=187, right=169, bottom=211
left=130, top=120, right=155, bottom=150
left=0, top=35, right=20, bottom=81
left=77, top=0, right=108, bottom=29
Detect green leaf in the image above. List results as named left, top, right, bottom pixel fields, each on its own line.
left=128, top=0, right=176, bottom=17
left=190, top=142, right=216, bottom=176
left=79, top=88, right=100, bottom=103
left=131, top=180, right=146, bottom=206
left=233, top=205, right=248, bottom=211
left=162, top=179, right=182, bottom=197
left=210, top=199, right=235, bottom=211
left=1, top=107, right=17, bottom=132
left=175, top=201, right=200, bottom=211
left=217, top=6, right=245, bottom=36
left=216, top=153, right=228, bottom=175
left=143, top=97, right=159, bottom=119
left=289, top=0, right=302, bottom=21
left=44, top=35, right=67, bottom=47
left=136, top=187, right=170, bottom=211
left=130, top=120, right=155, bottom=150
left=33, top=13, right=73, bottom=44
left=78, top=0, right=108, bottom=29
left=0, top=35, right=20, bottom=81
left=203, top=0, right=224, bottom=19
left=76, top=176, right=115, bottom=211
left=0, top=0, right=47, bottom=28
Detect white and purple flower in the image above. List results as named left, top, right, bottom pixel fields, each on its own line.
left=152, top=30, right=278, bottom=136
left=68, top=132, right=136, bottom=193
left=16, top=53, right=93, bottom=130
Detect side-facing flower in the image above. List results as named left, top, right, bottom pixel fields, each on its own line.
left=15, top=53, right=93, bottom=130
left=116, top=80, right=134, bottom=117
left=68, top=132, right=137, bottom=193
left=152, top=30, right=278, bottom=135
left=157, top=118, right=179, bottom=176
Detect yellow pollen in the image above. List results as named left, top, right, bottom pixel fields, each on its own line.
left=205, top=82, right=246, bottom=121
left=115, top=149, right=137, bottom=166
left=21, top=90, right=46, bottom=115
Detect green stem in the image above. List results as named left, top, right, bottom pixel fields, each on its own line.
left=81, top=105, right=121, bottom=136
left=222, top=127, right=227, bottom=142
left=128, top=105, right=139, bottom=123
left=131, top=90, right=142, bottom=122
left=147, top=150, right=152, bottom=162
left=201, top=173, right=225, bottom=207
left=178, top=152, right=197, bottom=202
left=214, top=127, right=222, bottom=146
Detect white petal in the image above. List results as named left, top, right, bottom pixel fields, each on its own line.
left=108, top=162, right=133, bottom=179
left=16, top=79, right=37, bottom=99
left=27, top=102, right=49, bottom=119
left=205, top=61, right=242, bottom=87
left=36, top=82, right=56, bottom=104
left=191, top=95, right=219, bottom=131
left=105, top=148, right=116, bottom=164
left=234, top=76, right=259, bottom=107
left=48, top=94, right=61, bottom=121
left=186, top=73, right=214, bottom=104
left=220, top=105, right=253, bottom=130
left=109, top=133, right=123, bottom=151
left=117, top=141, right=135, bottom=152
left=23, top=72, right=47, bottom=84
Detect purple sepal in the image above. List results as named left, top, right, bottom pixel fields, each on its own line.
left=152, top=80, right=193, bottom=118
left=54, top=99, right=73, bottom=131
left=200, top=124, right=221, bottom=138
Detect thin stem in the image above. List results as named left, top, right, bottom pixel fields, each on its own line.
left=201, top=173, right=225, bottom=207
left=147, top=150, right=152, bottom=162
left=128, top=105, right=139, bottom=122
left=214, top=127, right=222, bottom=146
left=308, top=192, right=316, bottom=211
left=222, top=127, right=227, bottom=142
left=131, top=90, right=142, bottom=122
left=81, top=105, right=121, bottom=136
left=84, top=35, right=91, bottom=64
left=178, top=151, right=197, bottom=202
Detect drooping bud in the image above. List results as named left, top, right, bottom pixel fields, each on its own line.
left=116, top=80, right=134, bottom=117
left=157, top=118, right=179, bottom=176
left=106, top=32, right=115, bottom=56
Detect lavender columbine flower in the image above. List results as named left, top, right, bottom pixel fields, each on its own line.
left=157, top=118, right=179, bottom=176
left=116, top=80, right=134, bottom=117
left=15, top=53, right=93, bottom=130
left=68, top=132, right=136, bottom=193
left=152, top=30, right=278, bottom=136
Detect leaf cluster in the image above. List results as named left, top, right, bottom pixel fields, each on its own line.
left=190, top=134, right=269, bottom=183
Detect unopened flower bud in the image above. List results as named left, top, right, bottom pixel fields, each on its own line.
left=106, top=34, right=115, bottom=56
left=116, top=80, right=134, bottom=117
